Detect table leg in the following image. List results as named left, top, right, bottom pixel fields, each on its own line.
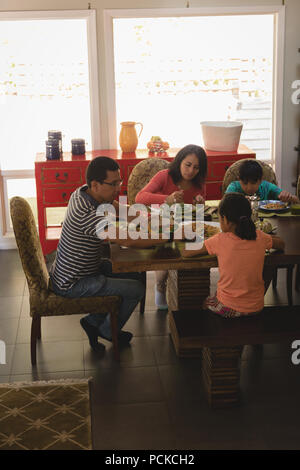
left=168, top=268, right=210, bottom=357
left=202, top=346, right=243, bottom=408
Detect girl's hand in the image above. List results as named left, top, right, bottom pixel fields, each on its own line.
left=278, top=191, right=296, bottom=203
left=193, top=194, right=205, bottom=204
left=165, top=190, right=184, bottom=204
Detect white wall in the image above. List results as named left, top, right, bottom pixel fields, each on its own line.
left=0, top=0, right=299, bottom=247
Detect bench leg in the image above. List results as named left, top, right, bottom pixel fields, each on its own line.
left=202, top=346, right=243, bottom=409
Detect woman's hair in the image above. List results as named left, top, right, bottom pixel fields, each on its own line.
left=86, top=156, right=120, bottom=187
left=219, top=193, right=257, bottom=240
left=168, top=144, right=207, bottom=188
left=239, top=160, right=263, bottom=183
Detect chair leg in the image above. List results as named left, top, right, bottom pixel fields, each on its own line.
left=296, top=264, right=300, bottom=292
left=139, top=271, right=147, bottom=315
left=37, top=316, right=41, bottom=340
left=110, top=311, right=120, bottom=361
left=31, top=317, right=40, bottom=366
left=286, top=265, right=294, bottom=306
left=272, top=268, right=278, bottom=289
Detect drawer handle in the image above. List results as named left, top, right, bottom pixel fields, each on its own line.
left=55, top=172, right=68, bottom=183
left=224, top=165, right=229, bottom=171
left=62, top=192, right=67, bottom=200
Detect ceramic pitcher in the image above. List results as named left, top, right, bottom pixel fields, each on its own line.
left=119, top=121, right=143, bottom=152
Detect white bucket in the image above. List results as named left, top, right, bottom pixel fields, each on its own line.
left=200, top=121, right=243, bottom=152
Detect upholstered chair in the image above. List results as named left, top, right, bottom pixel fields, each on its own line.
left=10, top=196, right=121, bottom=365
left=127, top=157, right=170, bottom=206
left=222, top=159, right=294, bottom=305
left=127, top=158, right=170, bottom=313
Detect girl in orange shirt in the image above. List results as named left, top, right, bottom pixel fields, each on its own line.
left=182, top=193, right=285, bottom=318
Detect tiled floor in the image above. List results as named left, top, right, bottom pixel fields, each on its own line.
left=1, top=249, right=300, bottom=449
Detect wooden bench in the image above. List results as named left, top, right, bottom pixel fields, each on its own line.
left=169, top=306, right=300, bottom=408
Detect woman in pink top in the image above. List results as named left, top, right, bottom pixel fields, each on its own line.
left=136, top=144, right=208, bottom=309
left=182, top=193, right=285, bottom=317
left=136, top=144, right=207, bottom=205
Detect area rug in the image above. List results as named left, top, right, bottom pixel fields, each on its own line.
left=0, top=378, right=92, bottom=450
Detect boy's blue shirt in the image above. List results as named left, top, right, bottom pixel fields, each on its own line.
left=225, top=180, right=282, bottom=200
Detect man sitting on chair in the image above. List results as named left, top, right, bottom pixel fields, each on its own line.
left=50, top=156, right=164, bottom=353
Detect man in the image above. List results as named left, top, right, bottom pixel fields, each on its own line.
left=50, top=156, right=164, bottom=353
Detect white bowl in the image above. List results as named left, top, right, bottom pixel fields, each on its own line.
left=200, top=121, right=243, bottom=152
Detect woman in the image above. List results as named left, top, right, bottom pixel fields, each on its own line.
left=135, top=144, right=207, bottom=309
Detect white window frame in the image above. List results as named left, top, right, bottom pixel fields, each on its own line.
left=0, top=9, right=101, bottom=243
left=104, top=5, right=285, bottom=185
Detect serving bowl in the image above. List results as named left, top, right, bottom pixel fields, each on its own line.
left=200, top=121, right=243, bottom=152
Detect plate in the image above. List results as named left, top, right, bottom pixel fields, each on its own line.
left=258, top=200, right=290, bottom=212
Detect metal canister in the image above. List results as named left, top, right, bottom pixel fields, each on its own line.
left=71, top=138, right=86, bottom=155
left=48, top=130, right=62, bottom=154
left=45, top=139, right=60, bottom=160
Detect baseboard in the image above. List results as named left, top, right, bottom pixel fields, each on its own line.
left=0, top=235, right=17, bottom=250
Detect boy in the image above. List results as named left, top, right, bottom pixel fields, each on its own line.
left=225, top=160, right=299, bottom=203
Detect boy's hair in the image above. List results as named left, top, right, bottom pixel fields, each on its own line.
left=168, top=144, right=207, bottom=188
left=219, top=192, right=257, bottom=240
left=86, top=156, right=120, bottom=188
left=238, top=160, right=263, bottom=183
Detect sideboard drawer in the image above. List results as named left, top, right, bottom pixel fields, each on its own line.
left=209, top=160, right=235, bottom=180
left=41, top=168, right=83, bottom=185
left=43, top=186, right=78, bottom=204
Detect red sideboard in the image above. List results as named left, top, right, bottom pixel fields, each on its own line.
left=35, top=145, right=255, bottom=255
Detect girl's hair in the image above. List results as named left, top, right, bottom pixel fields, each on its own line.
left=219, top=193, right=257, bottom=240
left=168, top=144, right=207, bottom=188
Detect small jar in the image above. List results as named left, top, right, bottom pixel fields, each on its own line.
left=48, top=130, right=62, bottom=154
left=71, top=138, right=86, bottom=155
left=46, top=139, right=60, bottom=160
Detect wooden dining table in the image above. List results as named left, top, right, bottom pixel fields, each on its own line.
left=109, top=216, right=300, bottom=355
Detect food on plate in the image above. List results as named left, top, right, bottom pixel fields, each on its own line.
left=261, top=202, right=288, bottom=210
left=190, top=222, right=220, bottom=238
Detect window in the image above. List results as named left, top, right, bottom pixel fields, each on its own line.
left=0, top=10, right=100, bottom=237
left=105, top=7, right=284, bottom=169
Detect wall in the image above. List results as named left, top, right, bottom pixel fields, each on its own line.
left=0, top=0, right=299, bottom=246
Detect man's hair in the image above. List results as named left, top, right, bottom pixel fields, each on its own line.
left=238, top=160, right=263, bottom=183
left=86, top=156, right=120, bottom=188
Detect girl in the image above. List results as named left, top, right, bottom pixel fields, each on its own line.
left=182, top=193, right=285, bottom=318
left=135, top=144, right=207, bottom=309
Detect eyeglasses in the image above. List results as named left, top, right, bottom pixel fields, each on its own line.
left=101, top=180, right=123, bottom=188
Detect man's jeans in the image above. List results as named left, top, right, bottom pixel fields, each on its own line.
left=51, top=260, right=145, bottom=340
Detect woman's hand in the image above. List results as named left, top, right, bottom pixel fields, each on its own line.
left=193, top=194, right=205, bottom=204
left=278, top=191, right=299, bottom=204
left=165, top=190, right=184, bottom=205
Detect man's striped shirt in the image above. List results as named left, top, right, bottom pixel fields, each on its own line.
left=50, top=185, right=108, bottom=291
